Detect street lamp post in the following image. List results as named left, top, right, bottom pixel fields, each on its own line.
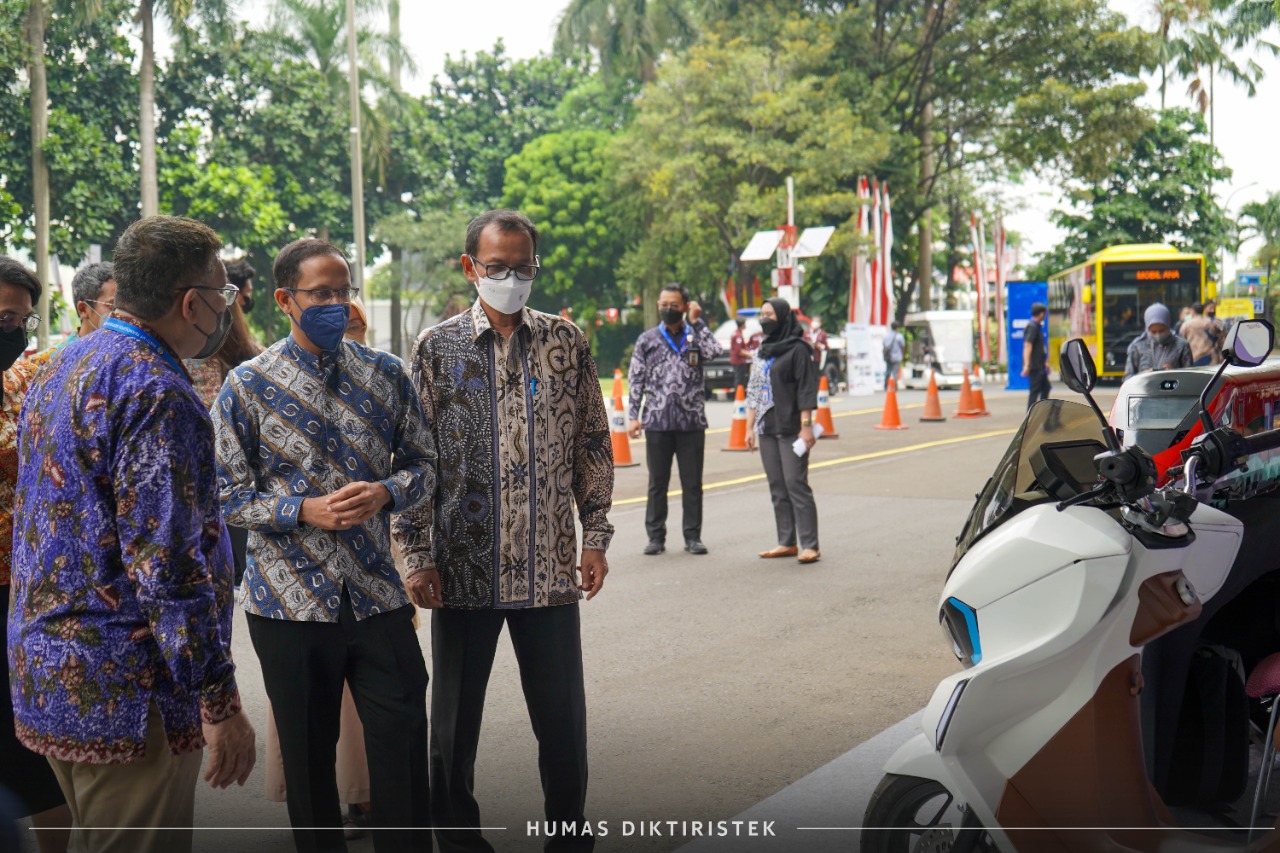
left=1222, top=181, right=1258, bottom=297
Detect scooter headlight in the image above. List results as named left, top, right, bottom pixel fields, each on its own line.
left=941, top=597, right=982, bottom=668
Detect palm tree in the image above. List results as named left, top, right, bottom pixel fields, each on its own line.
left=265, top=0, right=413, bottom=183
left=554, top=0, right=700, bottom=84
left=1239, top=193, right=1280, bottom=289
left=1149, top=0, right=1208, bottom=109
left=73, top=0, right=221, bottom=217
left=26, top=0, right=50, bottom=347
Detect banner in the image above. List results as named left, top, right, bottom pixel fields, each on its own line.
left=1006, top=281, right=1048, bottom=391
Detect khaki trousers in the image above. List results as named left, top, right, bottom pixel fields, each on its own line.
left=47, top=704, right=203, bottom=853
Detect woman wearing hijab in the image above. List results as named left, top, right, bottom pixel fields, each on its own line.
left=345, top=296, right=369, bottom=345
left=744, top=298, right=821, bottom=563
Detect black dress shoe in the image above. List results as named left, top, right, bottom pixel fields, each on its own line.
left=684, top=539, right=708, bottom=555
left=643, top=540, right=665, bottom=555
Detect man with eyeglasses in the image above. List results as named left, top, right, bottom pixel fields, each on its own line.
left=9, top=217, right=256, bottom=853
left=213, top=237, right=434, bottom=853
left=27, top=261, right=116, bottom=370
left=393, top=209, right=614, bottom=853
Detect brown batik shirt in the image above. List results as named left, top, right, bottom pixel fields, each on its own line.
left=393, top=303, right=614, bottom=609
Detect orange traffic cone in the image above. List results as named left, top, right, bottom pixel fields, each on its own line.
left=815, top=376, right=839, bottom=439
left=875, top=378, right=909, bottom=430
left=920, top=370, right=946, bottom=422
left=611, top=368, right=624, bottom=402
left=723, top=384, right=751, bottom=451
left=953, top=366, right=985, bottom=419
left=609, top=393, right=639, bottom=467
left=970, top=366, right=991, bottom=417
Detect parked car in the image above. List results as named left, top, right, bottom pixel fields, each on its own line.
left=702, top=309, right=845, bottom=398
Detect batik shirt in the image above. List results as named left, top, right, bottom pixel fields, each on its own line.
left=8, top=322, right=240, bottom=764
left=213, top=337, right=434, bottom=622
left=1, top=358, right=39, bottom=586
left=393, top=303, right=614, bottom=609
left=627, top=319, right=723, bottom=431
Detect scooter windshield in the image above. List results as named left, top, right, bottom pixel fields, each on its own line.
left=952, top=399, right=1110, bottom=568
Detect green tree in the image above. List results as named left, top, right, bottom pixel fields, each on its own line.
left=554, top=0, right=698, bottom=84
left=501, top=128, right=627, bottom=330
left=1042, top=109, right=1232, bottom=276
left=1239, top=192, right=1280, bottom=286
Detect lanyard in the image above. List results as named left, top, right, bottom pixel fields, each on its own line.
left=761, top=357, right=776, bottom=405
left=103, top=318, right=188, bottom=378
left=659, top=323, right=688, bottom=356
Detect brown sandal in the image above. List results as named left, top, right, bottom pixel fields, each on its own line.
left=759, top=545, right=799, bottom=558
left=797, top=549, right=822, bottom=564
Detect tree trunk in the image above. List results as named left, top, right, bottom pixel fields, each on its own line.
left=28, top=0, right=50, bottom=349
left=917, top=101, right=935, bottom=311
left=388, top=0, right=403, bottom=357
left=139, top=0, right=158, bottom=217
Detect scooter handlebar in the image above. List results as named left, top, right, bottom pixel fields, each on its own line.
left=1243, top=427, right=1280, bottom=456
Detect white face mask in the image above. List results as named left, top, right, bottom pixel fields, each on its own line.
left=476, top=275, right=531, bottom=315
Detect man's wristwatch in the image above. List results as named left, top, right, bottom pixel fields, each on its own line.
left=801, top=417, right=812, bottom=427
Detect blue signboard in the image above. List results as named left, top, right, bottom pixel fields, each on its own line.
left=1006, top=280, right=1048, bottom=391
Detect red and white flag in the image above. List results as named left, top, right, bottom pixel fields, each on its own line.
left=993, top=216, right=1007, bottom=365
left=970, top=214, right=991, bottom=363
left=849, top=177, right=872, bottom=324
left=878, top=183, right=894, bottom=326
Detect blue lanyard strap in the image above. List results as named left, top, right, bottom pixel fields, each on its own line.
left=659, top=323, right=689, bottom=356
left=103, top=318, right=188, bottom=378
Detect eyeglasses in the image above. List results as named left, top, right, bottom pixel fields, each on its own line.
left=85, top=299, right=115, bottom=316
left=177, top=284, right=241, bottom=307
left=288, top=287, right=359, bottom=305
left=0, top=312, right=41, bottom=334
left=469, top=257, right=540, bottom=282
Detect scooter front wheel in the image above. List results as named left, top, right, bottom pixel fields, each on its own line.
left=860, top=773, right=995, bottom=853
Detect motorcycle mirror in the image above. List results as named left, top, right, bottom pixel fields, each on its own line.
left=1059, top=339, right=1097, bottom=394
left=1058, top=338, right=1120, bottom=451
left=1221, top=319, right=1274, bottom=368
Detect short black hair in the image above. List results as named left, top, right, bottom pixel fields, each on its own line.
left=225, top=259, right=257, bottom=288
left=890, top=320, right=900, bottom=330
left=659, top=283, right=689, bottom=304
left=112, top=216, right=222, bottom=321
left=1191, top=302, right=1204, bottom=314
left=272, top=239, right=350, bottom=292
left=71, top=262, right=113, bottom=306
left=465, top=209, right=539, bottom=258
left=0, top=256, right=42, bottom=305
left=1030, top=302, right=1047, bottom=318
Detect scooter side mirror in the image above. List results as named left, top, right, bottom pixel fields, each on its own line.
left=1059, top=339, right=1097, bottom=394
left=1221, top=319, right=1274, bottom=368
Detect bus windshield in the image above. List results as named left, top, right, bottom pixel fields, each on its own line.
left=1099, top=260, right=1202, bottom=373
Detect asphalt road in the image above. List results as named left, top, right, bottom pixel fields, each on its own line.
left=30, top=381, right=1117, bottom=853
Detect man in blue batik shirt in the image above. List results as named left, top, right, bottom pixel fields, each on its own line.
left=213, top=238, right=436, bottom=853
left=627, top=283, right=723, bottom=556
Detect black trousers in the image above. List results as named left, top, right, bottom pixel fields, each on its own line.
left=644, top=429, right=706, bottom=543
left=1028, top=370, right=1051, bottom=410
left=430, top=605, right=590, bottom=853
left=248, top=593, right=431, bottom=853
left=732, top=363, right=751, bottom=393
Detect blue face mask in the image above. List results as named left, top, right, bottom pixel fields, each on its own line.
left=295, top=302, right=350, bottom=352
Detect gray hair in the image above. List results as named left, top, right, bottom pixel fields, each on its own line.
left=71, top=262, right=114, bottom=306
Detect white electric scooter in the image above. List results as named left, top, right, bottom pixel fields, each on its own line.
left=862, top=320, right=1280, bottom=853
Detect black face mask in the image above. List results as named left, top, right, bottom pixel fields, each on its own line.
left=0, top=327, right=27, bottom=372
left=659, top=307, right=684, bottom=326
left=1206, top=311, right=1216, bottom=319
left=240, top=295, right=255, bottom=313
left=760, top=318, right=779, bottom=336
left=192, top=294, right=233, bottom=360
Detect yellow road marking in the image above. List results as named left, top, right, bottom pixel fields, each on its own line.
left=629, top=401, right=928, bottom=445
left=613, top=428, right=1016, bottom=506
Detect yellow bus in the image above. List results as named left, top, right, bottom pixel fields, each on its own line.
left=1047, top=244, right=1211, bottom=379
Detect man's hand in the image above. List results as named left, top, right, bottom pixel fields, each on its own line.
left=300, top=497, right=344, bottom=530
left=406, top=568, right=443, bottom=609
left=329, top=481, right=391, bottom=528
left=628, top=418, right=643, bottom=439
left=687, top=301, right=702, bottom=323
left=202, top=711, right=256, bottom=789
left=577, top=549, right=608, bottom=600
left=1020, top=366, right=1029, bottom=377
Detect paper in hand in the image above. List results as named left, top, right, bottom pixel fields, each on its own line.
left=792, top=422, right=824, bottom=456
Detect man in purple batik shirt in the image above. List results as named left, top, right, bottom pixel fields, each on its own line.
left=627, top=283, right=723, bottom=556
left=8, top=216, right=255, bottom=853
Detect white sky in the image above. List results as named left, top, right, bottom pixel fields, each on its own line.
left=183, top=1, right=1280, bottom=279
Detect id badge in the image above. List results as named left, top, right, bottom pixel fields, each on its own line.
left=686, top=347, right=701, bottom=368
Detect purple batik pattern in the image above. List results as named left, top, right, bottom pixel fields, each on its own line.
left=8, top=324, right=240, bottom=765
left=627, top=320, right=723, bottom=432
